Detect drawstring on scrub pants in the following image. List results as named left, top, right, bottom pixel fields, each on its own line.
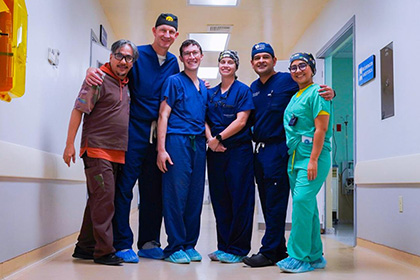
left=290, top=150, right=296, bottom=172
left=189, top=135, right=197, bottom=152
left=255, top=142, right=265, bottom=153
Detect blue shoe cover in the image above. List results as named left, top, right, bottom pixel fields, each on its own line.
left=218, top=252, right=244, bottom=263
left=276, top=257, right=314, bottom=273
left=208, top=250, right=225, bottom=261
left=185, top=248, right=202, bottom=262
left=115, top=249, right=139, bottom=263
left=138, top=247, right=164, bottom=260
left=310, top=256, right=327, bottom=269
left=164, top=250, right=191, bottom=264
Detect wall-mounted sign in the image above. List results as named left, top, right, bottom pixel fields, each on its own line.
left=358, top=55, right=375, bottom=86
left=100, top=24, right=107, bottom=47
left=380, top=42, right=394, bottom=119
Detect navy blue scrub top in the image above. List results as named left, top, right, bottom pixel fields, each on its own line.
left=161, top=71, right=208, bottom=135
left=250, top=72, right=299, bottom=143
left=206, top=80, right=254, bottom=148
left=128, top=44, right=180, bottom=121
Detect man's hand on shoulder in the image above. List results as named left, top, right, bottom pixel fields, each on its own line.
left=203, top=79, right=211, bottom=89
left=318, top=84, right=335, bottom=101
left=85, top=67, right=105, bottom=87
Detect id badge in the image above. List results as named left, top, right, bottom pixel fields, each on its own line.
left=302, top=135, right=313, bottom=144
left=289, top=114, right=298, bottom=126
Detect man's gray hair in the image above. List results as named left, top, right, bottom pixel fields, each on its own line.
left=111, top=39, right=139, bottom=61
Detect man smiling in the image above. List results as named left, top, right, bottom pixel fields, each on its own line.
left=157, top=39, right=208, bottom=264
left=85, top=13, right=180, bottom=263
left=244, top=42, right=335, bottom=268
left=64, top=40, right=138, bottom=265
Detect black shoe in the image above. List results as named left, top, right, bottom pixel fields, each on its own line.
left=278, top=252, right=289, bottom=261
left=243, top=253, right=274, bottom=267
left=72, top=246, right=94, bottom=260
left=94, top=253, right=123, bottom=265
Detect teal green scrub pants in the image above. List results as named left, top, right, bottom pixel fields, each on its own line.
left=287, top=146, right=331, bottom=262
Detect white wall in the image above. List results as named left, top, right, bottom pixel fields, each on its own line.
left=291, top=0, right=420, bottom=256
left=0, top=0, right=116, bottom=263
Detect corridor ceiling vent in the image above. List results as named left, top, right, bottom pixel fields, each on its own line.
left=188, top=33, right=229, bottom=52
left=207, top=24, right=233, bottom=33
left=188, top=0, right=239, bottom=6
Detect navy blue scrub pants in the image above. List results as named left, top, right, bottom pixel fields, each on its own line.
left=162, top=134, right=206, bottom=257
left=207, top=142, right=255, bottom=256
left=254, top=141, right=290, bottom=262
left=113, top=117, right=163, bottom=251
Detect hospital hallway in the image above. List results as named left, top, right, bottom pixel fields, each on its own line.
left=4, top=205, right=420, bottom=280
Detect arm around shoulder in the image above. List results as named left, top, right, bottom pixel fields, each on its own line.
left=85, top=67, right=104, bottom=87
left=318, top=84, right=335, bottom=101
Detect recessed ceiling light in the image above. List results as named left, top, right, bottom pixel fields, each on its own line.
left=188, top=0, right=239, bottom=6
left=189, top=33, right=229, bottom=52
left=198, top=67, right=219, bottom=80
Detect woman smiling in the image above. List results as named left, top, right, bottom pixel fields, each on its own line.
left=277, top=52, right=333, bottom=273
left=205, top=50, right=255, bottom=264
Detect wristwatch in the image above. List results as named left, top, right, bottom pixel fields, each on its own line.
left=216, top=134, right=223, bottom=142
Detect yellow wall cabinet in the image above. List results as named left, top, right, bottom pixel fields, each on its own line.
left=0, top=0, right=27, bottom=102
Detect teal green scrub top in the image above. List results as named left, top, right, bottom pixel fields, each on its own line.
left=283, top=83, right=333, bottom=157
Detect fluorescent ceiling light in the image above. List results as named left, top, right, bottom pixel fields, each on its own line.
left=189, top=33, right=229, bottom=52
left=198, top=67, right=219, bottom=80
left=188, top=0, right=239, bottom=6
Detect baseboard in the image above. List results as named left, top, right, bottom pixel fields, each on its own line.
left=357, top=238, right=420, bottom=268
left=0, top=232, right=78, bottom=279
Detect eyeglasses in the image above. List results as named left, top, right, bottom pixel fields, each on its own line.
left=183, top=51, right=201, bottom=57
left=289, top=62, right=308, bottom=73
left=113, top=52, right=135, bottom=63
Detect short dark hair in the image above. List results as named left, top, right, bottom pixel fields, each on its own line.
left=111, top=39, right=139, bottom=61
left=179, top=39, right=202, bottom=56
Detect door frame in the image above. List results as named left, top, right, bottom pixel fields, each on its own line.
left=316, top=15, right=357, bottom=246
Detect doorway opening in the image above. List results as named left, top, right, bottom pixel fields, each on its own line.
left=317, top=16, right=356, bottom=246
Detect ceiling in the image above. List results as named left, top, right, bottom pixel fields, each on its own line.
left=99, top=0, right=331, bottom=83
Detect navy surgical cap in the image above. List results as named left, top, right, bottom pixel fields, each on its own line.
left=251, top=42, right=275, bottom=59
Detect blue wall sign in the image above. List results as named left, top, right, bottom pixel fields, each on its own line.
left=358, top=55, right=375, bottom=86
